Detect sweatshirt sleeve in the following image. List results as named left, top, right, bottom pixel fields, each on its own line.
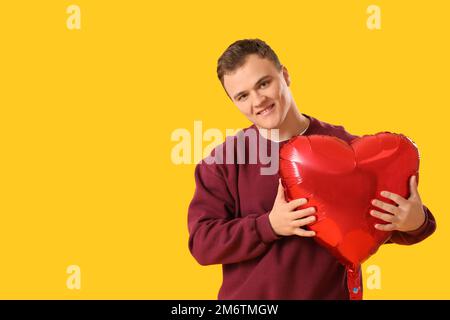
left=386, top=205, right=436, bottom=245
left=188, top=162, right=281, bottom=266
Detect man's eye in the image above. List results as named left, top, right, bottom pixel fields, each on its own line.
left=260, top=81, right=269, bottom=88
left=238, top=94, right=247, bottom=101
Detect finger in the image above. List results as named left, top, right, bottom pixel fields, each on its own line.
left=370, top=210, right=397, bottom=223
left=380, top=190, right=408, bottom=206
left=293, top=228, right=316, bottom=237
left=292, top=206, right=316, bottom=219
left=372, top=199, right=398, bottom=215
left=291, top=215, right=316, bottom=228
left=374, top=223, right=397, bottom=232
left=275, top=179, right=286, bottom=203
left=286, top=198, right=308, bottom=211
left=409, top=175, right=420, bottom=199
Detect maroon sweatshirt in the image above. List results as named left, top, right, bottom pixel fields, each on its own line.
left=187, top=114, right=436, bottom=299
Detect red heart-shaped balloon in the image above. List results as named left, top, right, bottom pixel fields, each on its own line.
left=279, top=132, right=419, bottom=270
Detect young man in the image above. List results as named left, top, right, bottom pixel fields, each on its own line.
left=187, top=39, right=436, bottom=299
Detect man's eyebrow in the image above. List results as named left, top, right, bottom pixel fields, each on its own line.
left=233, top=75, right=272, bottom=100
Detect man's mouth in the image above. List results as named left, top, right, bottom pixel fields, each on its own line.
left=256, top=103, right=275, bottom=116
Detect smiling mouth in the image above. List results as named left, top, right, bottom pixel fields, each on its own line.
left=257, top=103, right=275, bottom=116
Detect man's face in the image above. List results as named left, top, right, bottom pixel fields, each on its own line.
left=223, top=54, right=292, bottom=129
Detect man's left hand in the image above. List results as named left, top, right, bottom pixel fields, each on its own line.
left=370, top=175, right=426, bottom=232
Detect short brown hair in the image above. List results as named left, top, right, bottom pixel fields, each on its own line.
left=217, top=39, right=282, bottom=86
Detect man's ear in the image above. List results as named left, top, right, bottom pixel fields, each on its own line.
left=282, top=65, right=291, bottom=86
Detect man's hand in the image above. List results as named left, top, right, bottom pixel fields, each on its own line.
left=370, top=175, right=426, bottom=232
left=269, top=179, right=316, bottom=237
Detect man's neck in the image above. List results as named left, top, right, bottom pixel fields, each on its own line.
left=257, top=105, right=310, bottom=142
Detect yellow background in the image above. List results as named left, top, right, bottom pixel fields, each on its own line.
left=0, top=0, right=448, bottom=299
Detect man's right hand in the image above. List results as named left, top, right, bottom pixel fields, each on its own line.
left=268, top=179, right=317, bottom=237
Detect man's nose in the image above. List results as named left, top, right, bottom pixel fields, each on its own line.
left=251, top=91, right=267, bottom=109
